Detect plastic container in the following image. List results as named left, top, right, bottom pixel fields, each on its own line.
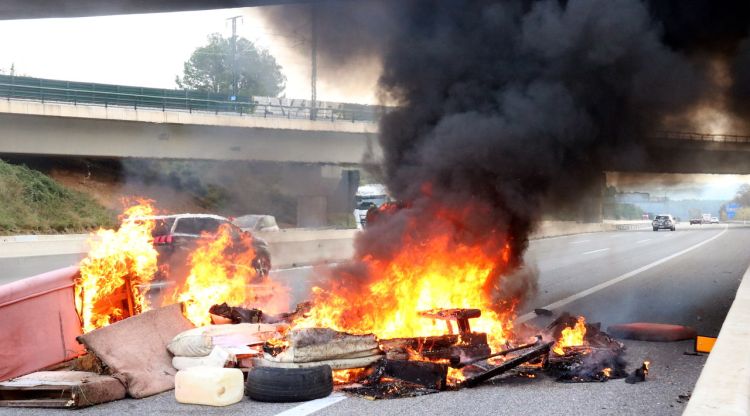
left=174, top=367, right=244, bottom=406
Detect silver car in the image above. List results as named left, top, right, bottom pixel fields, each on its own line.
left=652, top=214, right=676, bottom=231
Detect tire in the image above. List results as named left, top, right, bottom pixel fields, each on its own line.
left=671, top=227, right=675, bottom=231
left=246, top=365, right=333, bottom=403
left=252, top=252, right=272, bottom=278
left=653, top=227, right=658, bottom=231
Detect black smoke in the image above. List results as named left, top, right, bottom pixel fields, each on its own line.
left=266, top=0, right=750, bottom=310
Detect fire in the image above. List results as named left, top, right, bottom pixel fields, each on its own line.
left=294, top=225, right=516, bottom=350
left=552, top=316, right=587, bottom=355
left=332, top=368, right=368, bottom=384
left=174, top=224, right=289, bottom=326
left=75, top=201, right=159, bottom=333
left=447, top=367, right=467, bottom=384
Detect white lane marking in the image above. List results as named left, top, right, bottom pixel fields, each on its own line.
left=273, top=262, right=341, bottom=273
left=636, top=239, right=651, bottom=244
left=570, top=240, right=591, bottom=244
left=518, top=225, right=729, bottom=323
left=274, top=265, right=315, bottom=272
left=273, top=393, right=347, bottom=416
left=582, top=248, right=609, bottom=255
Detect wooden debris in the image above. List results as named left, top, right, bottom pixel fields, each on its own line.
left=462, top=342, right=553, bottom=387
left=0, top=371, right=126, bottom=408
left=455, top=336, right=542, bottom=368
left=380, top=334, right=491, bottom=362
left=382, top=359, right=448, bottom=390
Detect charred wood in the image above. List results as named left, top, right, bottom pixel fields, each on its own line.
left=455, top=336, right=542, bottom=368
left=462, top=342, right=553, bottom=387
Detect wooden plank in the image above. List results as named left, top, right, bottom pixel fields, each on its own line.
left=0, top=371, right=126, bottom=408
left=463, top=342, right=552, bottom=387
left=0, top=398, right=75, bottom=408
left=382, top=360, right=448, bottom=390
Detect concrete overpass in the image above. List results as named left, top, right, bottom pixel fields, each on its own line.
left=0, top=99, right=379, bottom=164
left=0, top=1, right=310, bottom=20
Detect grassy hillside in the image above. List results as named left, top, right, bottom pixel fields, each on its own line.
left=0, top=159, right=116, bottom=234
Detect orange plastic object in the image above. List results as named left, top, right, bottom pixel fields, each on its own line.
left=606, top=322, right=697, bottom=342
left=695, top=335, right=717, bottom=353
left=0, top=266, right=85, bottom=381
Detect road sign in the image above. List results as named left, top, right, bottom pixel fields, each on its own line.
left=726, top=203, right=740, bottom=219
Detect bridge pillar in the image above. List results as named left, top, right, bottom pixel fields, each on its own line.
left=281, top=165, right=359, bottom=228
left=578, top=172, right=605, bottom=223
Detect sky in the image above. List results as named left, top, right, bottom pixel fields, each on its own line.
left=607, top=173, right=750, bottom=201
left=0, top=7, right=379, bottom=104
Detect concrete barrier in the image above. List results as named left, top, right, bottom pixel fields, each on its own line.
left=0, top=230, right=357, bottom=269
left=0, top=221, right=654, bottom=266
left=683, top=265, right=750, bottom=416
left=0, top=234, right=89, bottom=258
left=257, top=229, right=357, bottom=268
left=530, top=221, right=615, bottom=239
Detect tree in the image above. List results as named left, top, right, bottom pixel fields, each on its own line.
left=176, top=33, right=286, bottom=98
left=733, top=183, right=750, bottom=207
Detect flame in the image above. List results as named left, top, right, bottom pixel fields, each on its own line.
left=447, top=367, right=467, bottom=384
left=294, top=223, right=516, bottom=350
left=75, top=201, right=159, bottom=333
left=552, top=316, right=587, bottom=355
left=332, top=368, right=368, bottom=384
left=174, top=224, right=289, bottom=326
left=602, top=367, right=612, bottom=378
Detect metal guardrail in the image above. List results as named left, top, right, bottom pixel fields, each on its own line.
left=0, top=75, right=380, bottom=123
left=657, top=131, right=750, bottom=143
left=613, top=223, right=651, bottom=231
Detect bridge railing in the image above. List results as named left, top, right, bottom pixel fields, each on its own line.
left=658, top=131, right=750, bottom=143
left=0, top=75, right=380, bottom=123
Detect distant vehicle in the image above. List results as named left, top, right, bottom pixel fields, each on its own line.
left=232, top=214, right=280, bottom=232
left=127, top=213, right=271, bottom=278
left=710, top=217, right=719, bottom=224
left=353, top=184, right=390, bottom=229
left=689, top=218, right=702, bottom=225
left=702, top=213, right=712, bottom=224
left=652, top=214, right=676, bottom=231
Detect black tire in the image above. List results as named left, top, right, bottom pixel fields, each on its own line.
left=246, top=365, right=333, bottom=403
left=252, top=252, right=272, bottom=278
left=671, top=227, right=675, bottom=231
left=653, top=227, right=658, bottom=231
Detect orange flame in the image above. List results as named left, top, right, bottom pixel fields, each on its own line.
left=447, top=367, right=467, bottom=384
left=75, top=201, right=159, bottom=333
left=552, top=316, right=587, bottom=355
left=332, top=368, right=368, bottom=384
left=294, top=230, right=516, bottom=350
left=174, top=224, right=289, bottom=326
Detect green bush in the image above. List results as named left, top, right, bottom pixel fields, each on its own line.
left=0, top=159, right=116, bottom=234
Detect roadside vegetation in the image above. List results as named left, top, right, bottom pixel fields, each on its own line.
left=0, top=159, right=116, bottom=234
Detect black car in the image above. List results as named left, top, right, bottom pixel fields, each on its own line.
left=129, top=213, right=272, bottom=278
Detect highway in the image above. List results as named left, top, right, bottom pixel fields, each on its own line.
left=1, top=224, right=748, bottom=415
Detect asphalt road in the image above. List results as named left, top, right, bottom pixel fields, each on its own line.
left=2, top=224, right=748, bottom=415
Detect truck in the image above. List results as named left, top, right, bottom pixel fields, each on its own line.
left=353, top=184, right=390, bottom=229
left=702, top=213, right=712, bottom=224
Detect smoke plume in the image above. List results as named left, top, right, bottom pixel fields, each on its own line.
left=268, top=0, right=750, bottom=311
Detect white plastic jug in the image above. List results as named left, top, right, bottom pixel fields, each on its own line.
left=174, top=366, right=244, bottom=406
